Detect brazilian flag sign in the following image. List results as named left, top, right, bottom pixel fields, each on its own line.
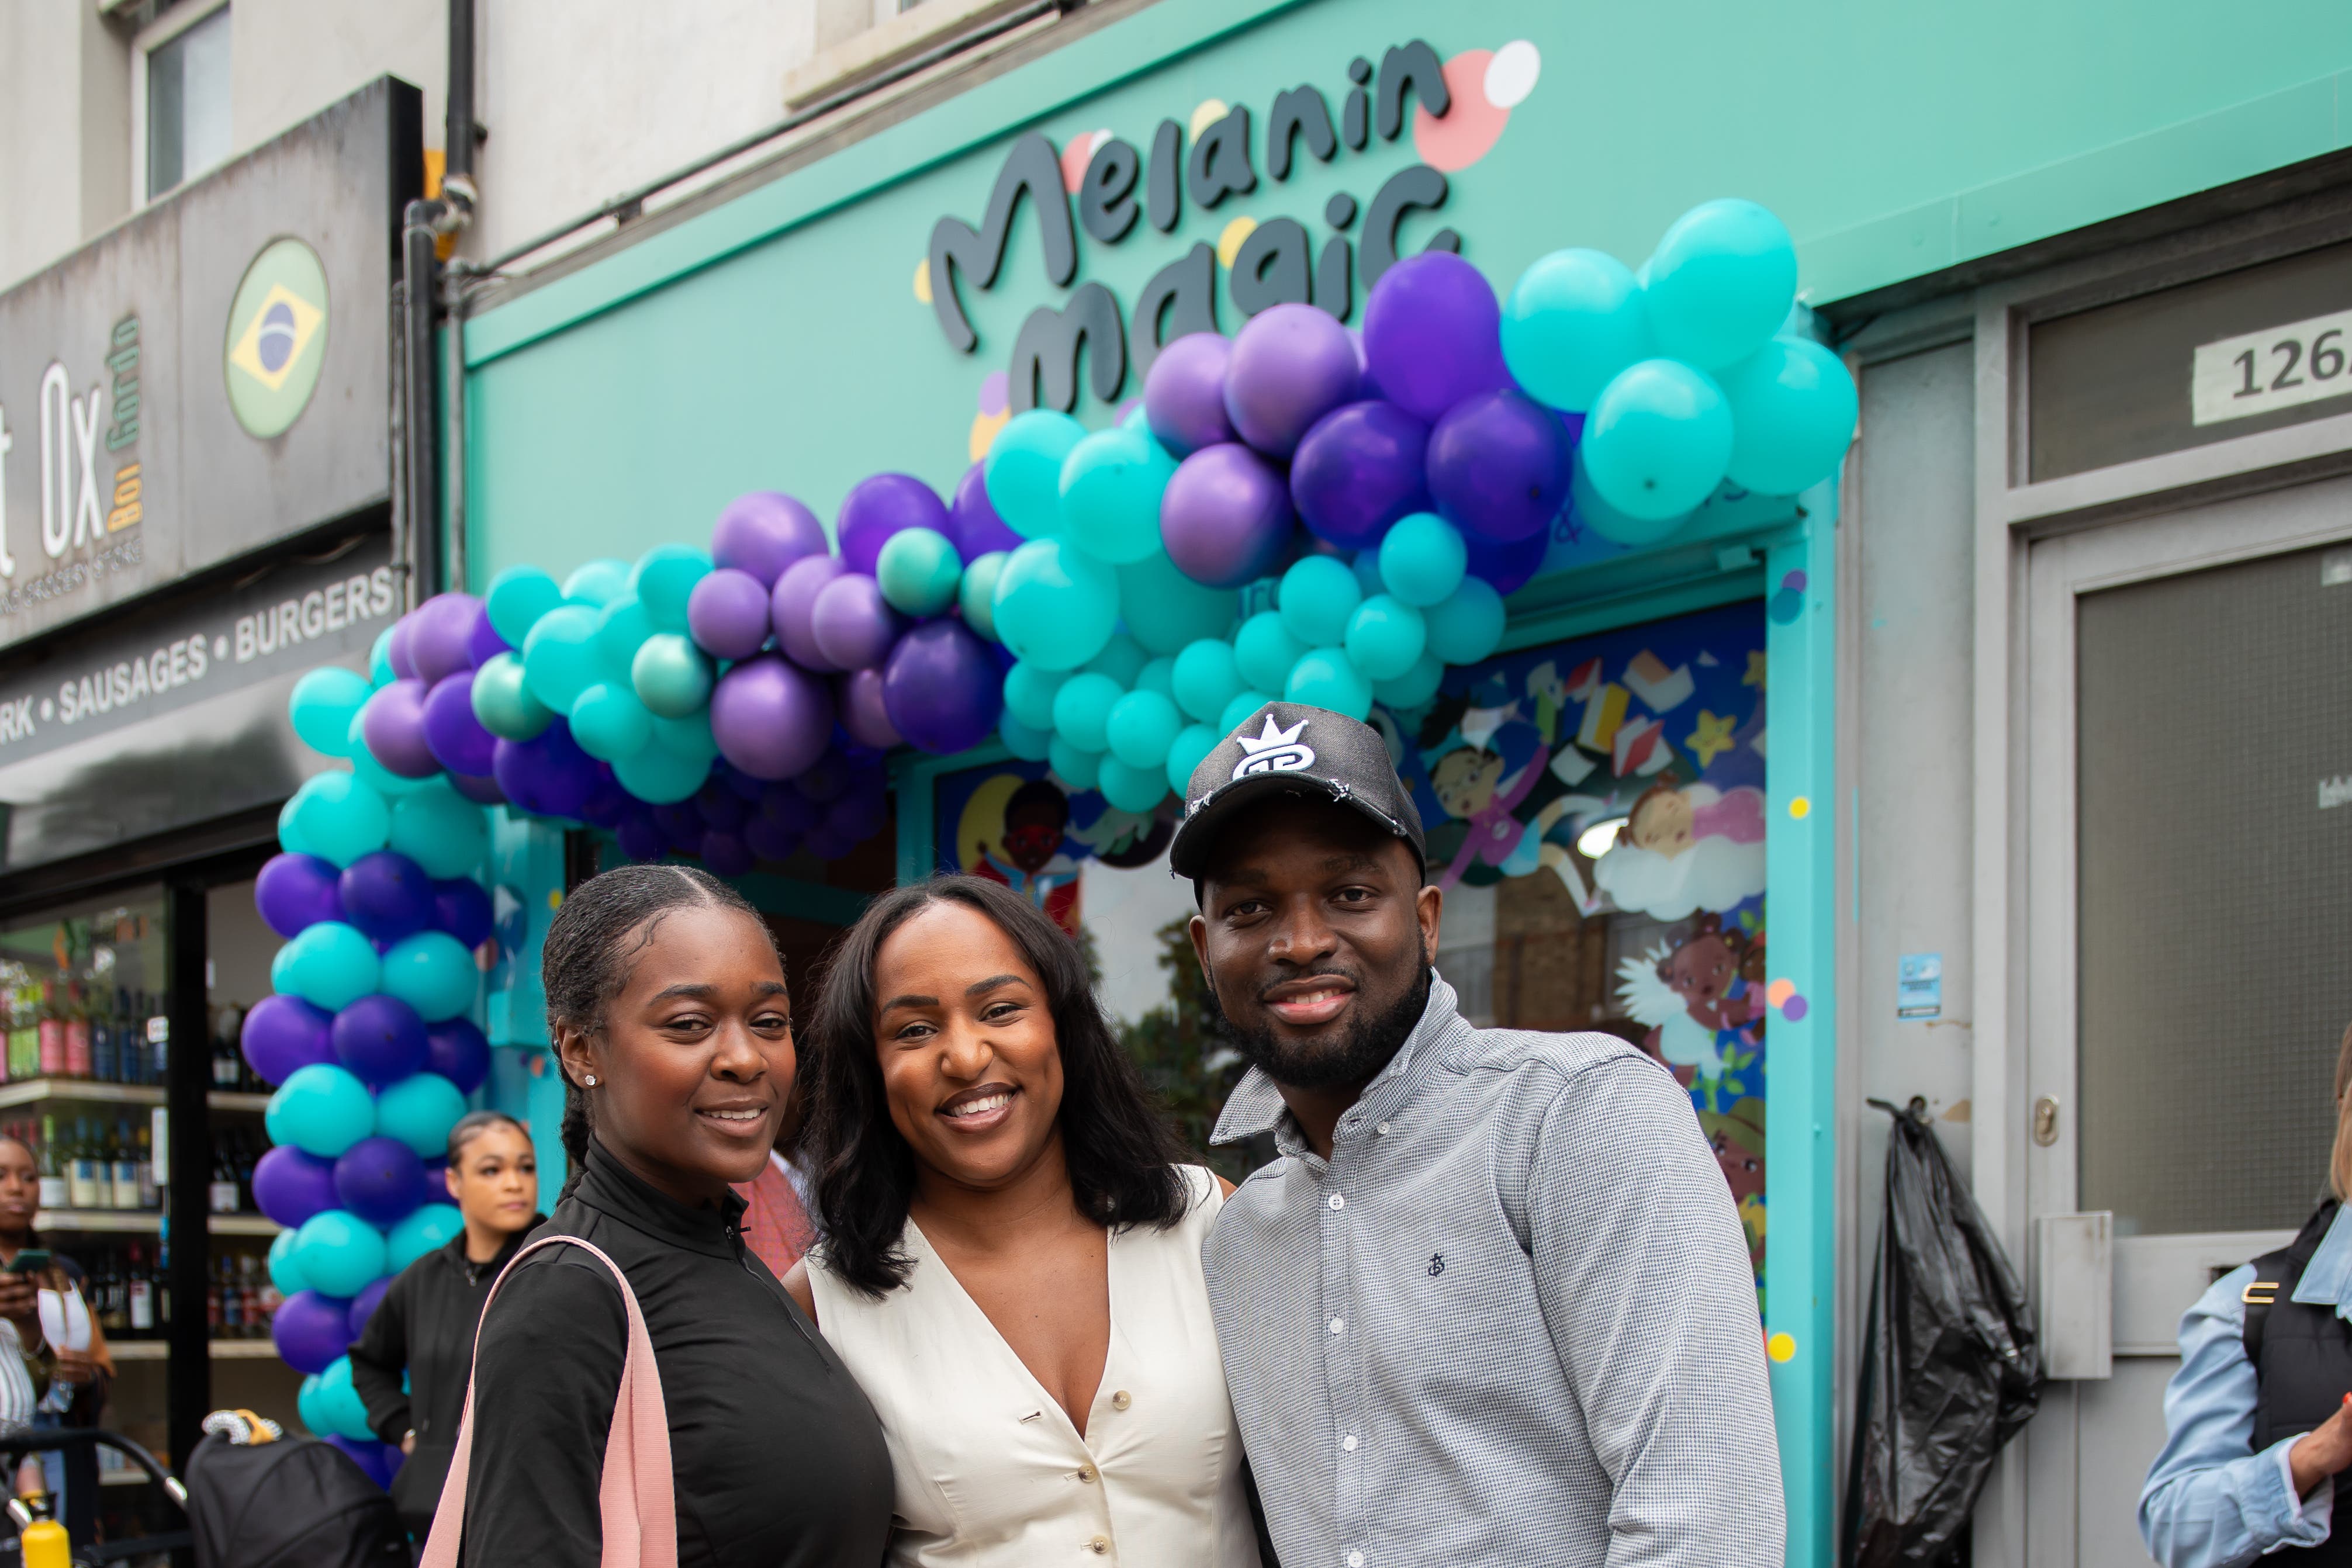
left=224, top=237, right=328, bottom=438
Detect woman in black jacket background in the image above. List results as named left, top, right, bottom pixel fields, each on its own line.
left=349, top=1110, right=542, bottom=1541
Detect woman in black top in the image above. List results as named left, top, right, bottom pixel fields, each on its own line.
left=350, top=1109, right=544, bottom=1540
left=455, top=865, right=892, bottom=1568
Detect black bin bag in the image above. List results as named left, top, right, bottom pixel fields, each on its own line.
left=1844, top=1099, right=2044, bottom=1567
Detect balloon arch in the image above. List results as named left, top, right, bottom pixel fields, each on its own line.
left=243, top=199, right=1854, bottom=1445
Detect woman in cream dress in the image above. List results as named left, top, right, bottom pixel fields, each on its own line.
left=784, top=876, right=1261, bottom=1568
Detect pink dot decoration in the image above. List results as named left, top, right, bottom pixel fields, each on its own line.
left=1412, top=52, right=1507, bottom=173
left=1764, top=978, right=1795, bottom=1008
left=1059, top=131, right=1110, bottom=193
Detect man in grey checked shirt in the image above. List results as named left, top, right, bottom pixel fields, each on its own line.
left=1174, top=703, right=1782, bottom=1567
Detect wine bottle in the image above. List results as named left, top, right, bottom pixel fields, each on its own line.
left=237, top=1255, right=262, bottom=1338
left=126, top=1244, right=154, bottom=1338
left=98, top=1251, right=128, bottom=1337
left=35, top=982, right=63, bottom=1079
left=63, top=984, right=89, bottom=1080
left=134, top=1126, right=156, bottom=1210
left=35, top=1114, right=65, bottom=1213
left=89, top=987, right=117, bottom=1085
left=65, top=1119, right=101, bottom=1210
left=207, top=1135, right=238, bottom=1216
left=147, top=991, right=170, bottom=1085
left=108, top=1121, right=137, bottom=1211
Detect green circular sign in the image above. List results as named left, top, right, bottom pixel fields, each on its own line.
left=224, top=236, right=330, bottom=438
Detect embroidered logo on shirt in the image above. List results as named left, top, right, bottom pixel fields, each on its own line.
left=1426, top=1253, right=1445, bottom=1278
left=1233, top=714, right=1315, bottom=778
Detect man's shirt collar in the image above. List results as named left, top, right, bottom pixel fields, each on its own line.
left=1211, top=972, right=1458, bottom=1151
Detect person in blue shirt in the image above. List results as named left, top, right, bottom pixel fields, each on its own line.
left=2140, top=1029, right=2352, bottom=1566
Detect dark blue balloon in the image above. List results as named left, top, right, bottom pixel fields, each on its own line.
left=272, top=1289, right=357, bottom=1376
left=1462, top=527, right=1552, bottom=596
left=338, top=851, right=435, bottom=943
left=432, top=878, right=494, bottom=949
left=325, top=1434, right=395, bottom=1490
left=251, top=1145, right=339, bottom=1230
left=242, top=995, right=336, bottom=1086
left=694, top=781, right=748, bottom=831
left=334, top=1135, right=430, bottom=1227
left=615, top=807, right=666, bottom=863
left=256, top=853, right=345, bottom=939
left=423, top=1017, right=490, bottom=1095
left=348, top=1275, right=395, bottom=1339
left=653, top=802, right=703, bottom=852
left=330, top=994, right=429, bottom=1086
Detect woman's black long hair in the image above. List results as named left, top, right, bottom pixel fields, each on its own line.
left=801, top=874, right=1192, bottom=1296
left=541, top=863, right=779, bottom=1202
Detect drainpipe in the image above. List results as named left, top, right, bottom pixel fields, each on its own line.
left=437, top=0, right=478, bottom=594
left=393, top=0, right=476, bottom=606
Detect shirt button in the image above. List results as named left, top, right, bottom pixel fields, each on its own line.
left=1375, top=1122, right=1390, bottom=1136
left=1088, top=1536, right=1111, bottom=1555
left=1076, top=1466, right=1098, bottom=1484
left=1341, top=1434, right=1358, bottom=1451
left=1109, top=1390, right=1132, bottom=1411
left=1347, top=1553, right=1365, bottom=1567
left=1328, top=1317, right=1345, bottom=1334
left=1328, top=1192, right=1345, bottom=1210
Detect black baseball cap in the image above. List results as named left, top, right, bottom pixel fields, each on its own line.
left=1168, top=702, right=1427, bottom=881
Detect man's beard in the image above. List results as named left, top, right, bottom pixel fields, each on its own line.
left=1208, top=947, right=1433, bottom=1091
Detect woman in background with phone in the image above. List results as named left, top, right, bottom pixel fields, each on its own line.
left=0, top=1135, right=111, bottom=1507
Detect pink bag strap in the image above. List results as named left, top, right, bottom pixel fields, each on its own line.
left=419, top=1234, right=677, bottom=1568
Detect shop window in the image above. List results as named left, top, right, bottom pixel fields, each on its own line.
left=146, top=5, right=232, bottom=201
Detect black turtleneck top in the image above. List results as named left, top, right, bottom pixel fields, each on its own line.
left=455, top=1141, right=893, bottom=1567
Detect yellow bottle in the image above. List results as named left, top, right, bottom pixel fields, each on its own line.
left=19, top=1493, right=69, bottom=1568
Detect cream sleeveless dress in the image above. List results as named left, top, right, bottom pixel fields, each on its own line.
left=806, top=1165, right=1260, bottom=1568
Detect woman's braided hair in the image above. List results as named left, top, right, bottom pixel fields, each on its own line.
left=541, top=863, right=779, bottom=1202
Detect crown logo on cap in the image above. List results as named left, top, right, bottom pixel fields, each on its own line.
left=1232, top=714, right=1316, bottom=779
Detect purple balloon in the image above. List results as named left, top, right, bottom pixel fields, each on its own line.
left=338, top=851, right=435, bottom=944
left=1144, top=333, right=1237, bottom=456
left=709, top=655, right=836, bottom=780
left=252, top=1146, right=340, bottom=1231
left=824, top=790, right=888, bottom=844
left=576, top=764, right=630, bottom=829
left=794, top=750, right=851, bottom=805
left=492, top=718, right=593, bottom=819
left=1361, top=251, right=1510, bottom=423
left=335, top=1135, right=430, bottom=1226
left=616, top=807, right=666, bottom=862
left=449, top=771, right=506, bottom=806
left=1224, top=303, right=1361, bottom=459
left=1463, top=528, right=1551, bottom=596
left=838, top=668, right=902, bottom=749
left=1160, top=444, right=1295, bottom=588
left=654, top=801, right=704, bottom=850
left=348, top=1276, right=395, bottom=1339
left=1291, top=401, right=1431, bottom=549
left=881, top=618, right=1004, bottom=755
left=700, top=829, right=755, bottom=878
left=410, top=594, right=482, bottom=686
left=761, top=783, right=817, bottom=835
left=743, top=816, right=801, bottom=862
left=810, top=574, right=903, bottom=671
left=712, top=492, right=828, bottom=588
left=770, top=556, right=850, bottom=671
left=838, top=473, right=949, bottom=577
left=695, top=780, right=749, bottom=831
left=423, top=1017, right=490, bottom=1095
left=948, top=463, right=1022, bottom=563
left=1427, top=389, right=1573, bottom=544
left=421, top=671, right=497, bottom=777
left=433, top=878, right=493, bottom=948
left=272, top=1288, right=356, bottom=1376
left=686, top=568, right=774, bottom=660
left=386, top=613, right=420, bottom=681
left=242, top=995, right=336, bottom=1085
left=331, top=993, right=430, bottom=1085
left=360, top=679, right=440, bottom=778
left=325, top=1434, right=394, bottom=1490
left=465, top=601, right=511, bottom=669
left=255, top=853, right=344, bottom=939
left=712, top=759, right=765, bottom=802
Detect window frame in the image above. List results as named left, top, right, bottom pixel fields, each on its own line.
left=131, top=0, right=232, bottom=208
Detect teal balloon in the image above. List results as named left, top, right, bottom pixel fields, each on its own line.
left=1642, top=198, right=1798, bottom=369
left=615, top=742, right=710, bottom=804
left=563, top=559, right=631, bottom=607
left=375, top=1071, right=469, bottom=1157
left=959, top=552, right=1006, bottom=641
left=287, top=773, right=390, bottom=868
left=1166, top=722, right=1220, bottom=795
left=650, top=708, right=720, bottom=764
left=388, top=1203, right=465, bottom=1272
left=984, top=410, right=1086, bottom=538
left=629, top=634, right=714, bottom=718
left=268, top=1229, right=309, bottom=1296
left=1233, top=612, right=1307, bottom=694
left=289, top=667, right=372, bottom=758
left=1373, top=651, right=1446, bottom=709
left=1571, top=446, right=1690, bottom=546
left=1097, top=754, right=1167, bottom=814
left=314, top=1355, right=376, bottom=1441
left=521, top=604, right=607, bottom=711
left=1082, top=632, right=1149, bottom=688
left=1279, top=556, right=1362, bottom=648
left=1060, top=426, right=1175, bottom=565
left=1424, top=577, right=1507, bottom=666
left=1171, top=639, right=1244, bottom=723
left=594, top=594, right=657, bottom=683
left=1135, top=656, right=1175, bottom=698
left=1105, top=689, right=1182, bottom=769
left=471, top=651, right=554, bottom=740
left=1047, top=736, right=1102, bottom=791
left=1052, top=672, right=1125, bottom=754
left=1113, top=551, right=1234, bottom=655
left=991, top=539, right=1118, bottom=672
left=629, top=544, right=712, bottom=632
left=1344, top=596, right=1428, bottom=680
left=1285, top=648, right=1373, bottom=720
left=381, top=932, right=478, bottom=1021
left=1502, top=248, right=1655, bottom=412
left=572, top=681, right=655, bottom=761
left=368, top=628, right=397, bottom=687
left=1378, top=513, right=1468, bottom=607
left=293, top=1209, right=388, bottom=1302
left=1350, top=549, right=1386, bottom=598
left=876, top=528, right=963, bottom=617
left=278, top=795, right=315, bottom=857
left=266, top=1063, right=376, bottom=1158
left=999, top=711, right=1053, bottom=761
left=1219, top=689, right=1274, bottom=734
left=388, top=784, right=487, bottom=878
left=1721, top=336, right=1859, bottom=495
left=1002, top=662, right=1069, bottom=731
left=1582, top=359, right=1734, bottom=521
left=485, top=565, right=564, bottom=648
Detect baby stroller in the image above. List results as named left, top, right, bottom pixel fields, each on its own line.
left=178, top=1411, right=406, bottom=1568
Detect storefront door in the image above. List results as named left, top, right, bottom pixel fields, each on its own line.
left=2021, top=475, right=2352, bottom=1566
